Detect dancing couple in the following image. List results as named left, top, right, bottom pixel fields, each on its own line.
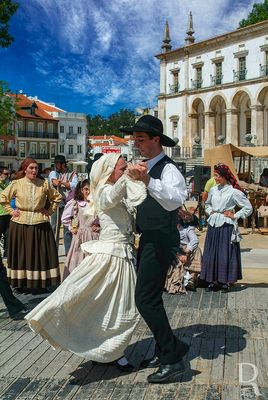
left=26, top=115, right=189, bottom=383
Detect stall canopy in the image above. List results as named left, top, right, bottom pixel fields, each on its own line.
left=204, top=144, right=268, bottom=181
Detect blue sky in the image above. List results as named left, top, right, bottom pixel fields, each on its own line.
left=0, top=0, right=262, bottom=116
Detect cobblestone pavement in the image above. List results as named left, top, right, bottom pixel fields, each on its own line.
left=0, top=231, right=267, bottom=399
left=0, top=282, right=267, bottom=399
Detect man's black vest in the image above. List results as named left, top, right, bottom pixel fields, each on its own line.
left=136, top=155, right=179, bottom=233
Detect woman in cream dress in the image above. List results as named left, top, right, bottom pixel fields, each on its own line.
left=25, top=154, right=146, bottom=367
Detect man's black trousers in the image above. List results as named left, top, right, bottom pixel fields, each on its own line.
left=135, top=231, right=189, bottom=365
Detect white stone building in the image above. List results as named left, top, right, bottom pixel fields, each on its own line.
left=156, top=17, right=268, bottom=157
left=57, top=112, right=88, bottom=171
left=30, top=98, right=88, bottom=172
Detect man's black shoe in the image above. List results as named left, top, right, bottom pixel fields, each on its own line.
left=147, top=359, right=186, bottom=383
left=179, top=342, right=190, bottom=358
left=113, top=360, right=134, bottom=373
left=9, top=308, right=28, bottom=320
left=140, top=355, right=161, bottom=369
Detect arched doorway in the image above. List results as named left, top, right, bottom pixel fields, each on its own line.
left=232, top=91, right=252, bottom=145
left=189, top=98, right=205, bottom=145
left=209, top=95, right=227, bottom=145
left=257, top=86, right=268, bottom=145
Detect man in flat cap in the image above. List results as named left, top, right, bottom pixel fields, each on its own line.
left=49, top=155, right=78, bottom=255
left=121, top=115, right=189, bottom=383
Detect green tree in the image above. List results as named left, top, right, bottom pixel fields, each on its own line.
left=87, top=109, right=135, bottom=137
left=0, top=0, right=19, bottom=47
left=0, top=0, right=19, bottom=134
left=0, top=81, right=16, bottom=134
left=239, top=0, right=268, bottom=28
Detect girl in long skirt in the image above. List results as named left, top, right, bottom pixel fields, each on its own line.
left=61, top=179, right=100, bottom=280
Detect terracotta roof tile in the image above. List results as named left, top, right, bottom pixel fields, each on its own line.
left=10, top=94, right=58, bottom=121
left=89, top=135, right=129, bottom=144
left=34, top=100, right=64, bottom=112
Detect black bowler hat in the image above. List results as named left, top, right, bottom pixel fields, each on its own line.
left=119, top=115, right=175, bottom=147
left=54, top=155, right=66, bottom=164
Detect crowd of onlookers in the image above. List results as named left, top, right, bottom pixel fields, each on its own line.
left=0, top=155, right=267, bottom=318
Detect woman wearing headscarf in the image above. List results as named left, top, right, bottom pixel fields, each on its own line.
left=200, top=163, right=252, bottom=293
left=0, top=158, right=62, bottom=292
left=25, top=154, right=146, bottom=371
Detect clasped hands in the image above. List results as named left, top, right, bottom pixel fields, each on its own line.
left=54, top=178, right=70, bottom=188
left=126, top=161, right=150, bottom=186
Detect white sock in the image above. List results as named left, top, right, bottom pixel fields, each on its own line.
left=117, top=356, right=129, bottom=366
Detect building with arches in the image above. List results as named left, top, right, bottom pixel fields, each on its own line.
left=156, top=17, right=268, bottom=157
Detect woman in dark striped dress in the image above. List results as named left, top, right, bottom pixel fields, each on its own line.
left=0, top=158, right=62, bottom=292
left=200, top=163, right=252, bottom=293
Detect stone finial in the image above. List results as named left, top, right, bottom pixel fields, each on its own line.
left=185, top=11, right=195, bottom=44
left=161, top=20, right=172, bottom=53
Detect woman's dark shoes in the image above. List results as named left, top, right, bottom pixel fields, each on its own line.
left=205, top=283, right=216, bottom=292
left=140, top=355, right=161, bottom=369
left=185, top=279, right=196, bottom=292
left=147, top=359, right=186, bottom=383
left=113, top=360, right=134, bottom=373
left=221, top=284, right=230, bottom=293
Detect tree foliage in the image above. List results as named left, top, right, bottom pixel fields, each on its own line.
left=87, top=109, right=136, bottom=137
left=0, top=1, right=19, bottom=134
left=0, top=81, right=16, bottom=135
left=0, top=0, right=19, bottom=47
left=239, top=0, right=268, bottom=28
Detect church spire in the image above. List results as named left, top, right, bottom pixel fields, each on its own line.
left=161, top=20, right=172, bottom=53
left=185, top=11, right=195, bottom=44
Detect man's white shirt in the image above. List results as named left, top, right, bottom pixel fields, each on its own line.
left=147, top=151, right=187, bottom=211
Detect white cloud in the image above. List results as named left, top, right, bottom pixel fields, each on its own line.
left=22, top=0, right=264, bottom=114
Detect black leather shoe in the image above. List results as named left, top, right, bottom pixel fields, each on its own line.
left=9, top=307, right=28, bottom=320
left=114, top=360, right=134, bottom=373
left=140, top=355, right=161, bottom=369
left=147, top=359, right=186, bottom=383
left=205, top=283, right=216, bottom=292
left=221, top=284, right=230, bottom=293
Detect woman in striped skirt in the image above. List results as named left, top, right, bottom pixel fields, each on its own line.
left=0, top=158, right=62, bottom=292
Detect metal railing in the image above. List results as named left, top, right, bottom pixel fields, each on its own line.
left=260, top=64, right=268, bottom=77
left=169, top=84, right=180, bottom=94
left=191, top=79, right=202, bottom=89
left=210, top=75, right=223, bottom=85
left=28, top=153, right=50, bottom=159
left=18, top=131, right=58, bottom=139
left=181, top=147, right=192, bottom=158
left=233, top=69, right=247, bottom=81
left=0, top=150, right=17, bottom=156
left=66, top=153, right=77, bottom=160
left=66, top=133, right=77, bottom=139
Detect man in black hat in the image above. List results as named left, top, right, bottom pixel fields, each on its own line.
left=48, top=155, right=78, bottom=254
left=121, top=115, right=188, bottom=383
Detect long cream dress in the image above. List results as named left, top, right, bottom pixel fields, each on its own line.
left=25, top=175, right=146, bottom=363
